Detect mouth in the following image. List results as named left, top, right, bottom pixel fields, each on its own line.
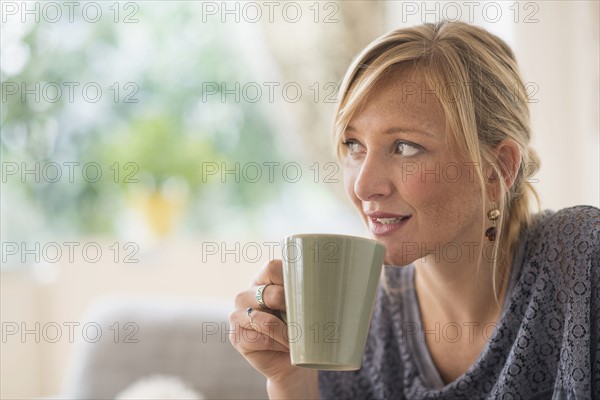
left=365, top=211, right=412, bottom=236
left=371, top=216, right=411, bottom=224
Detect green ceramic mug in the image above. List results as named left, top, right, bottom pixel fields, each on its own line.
left=280, top=233, right=385, bottom=370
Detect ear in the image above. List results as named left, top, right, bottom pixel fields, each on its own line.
left=487, top=139, right=521, bottom=193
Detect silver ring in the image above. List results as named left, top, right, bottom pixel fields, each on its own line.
left=256, top=284, right=269, bottom=308
left=246, top=307, right=254, bottom=323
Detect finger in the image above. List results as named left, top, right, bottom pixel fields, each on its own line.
left=229, top=319, right=288, bottom=354
left=258, top=284, right=286, bottom=311
left=234, top=285, right=286, bottom=311
left=236, top=327, right=290, bottom=354
left=252, top=259, right=284, bottom=286
left=251, top=308, right=289, bottom=347
left=229, top=308, right=289, bottom=349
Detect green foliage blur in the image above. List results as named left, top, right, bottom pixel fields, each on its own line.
left=1, top=3, right=285, bottom=238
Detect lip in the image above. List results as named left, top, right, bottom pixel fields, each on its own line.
left=365, top=211, right=410, bottom=218
left=365, top=211, right=412, bottom=237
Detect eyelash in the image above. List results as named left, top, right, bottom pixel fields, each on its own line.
left=341, top=140, right=357, bottom=155
left=341, top=139, right=423, bottom=156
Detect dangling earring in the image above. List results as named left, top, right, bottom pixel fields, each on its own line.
left=486, top=204, right=500, bottom=241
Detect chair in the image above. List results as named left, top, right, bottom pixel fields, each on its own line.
left=58, top=295, right=268, bottom=399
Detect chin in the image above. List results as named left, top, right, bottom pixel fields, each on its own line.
left=384, top=259, right=417, bottom=267
left=383, top=249, right=419, bottom=267
left=367, top=231, right=418, bottom=267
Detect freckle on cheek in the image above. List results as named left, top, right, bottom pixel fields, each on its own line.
left=402, top=175, right=431, bottom=189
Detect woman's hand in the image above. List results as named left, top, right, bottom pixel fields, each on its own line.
left=228, top=259, right=319, bottom=399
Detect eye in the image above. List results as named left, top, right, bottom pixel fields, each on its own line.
left=342, top=139, right=364, bottom=156
left=394, top=141, right=422, bottom=157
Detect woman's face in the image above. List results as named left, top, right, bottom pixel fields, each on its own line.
left=342, top=69, right=485, bottom=266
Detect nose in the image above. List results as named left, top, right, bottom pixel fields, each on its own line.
left=353, top=153, right=393, bottom=201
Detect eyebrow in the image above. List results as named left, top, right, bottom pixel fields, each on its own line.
left=345, top=125, right=433, bottom=137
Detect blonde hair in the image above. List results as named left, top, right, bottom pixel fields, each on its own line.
left=334, top=21, right=541, bottom=300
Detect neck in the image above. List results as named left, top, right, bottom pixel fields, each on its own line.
left=414, top=241, right=512, bottom=324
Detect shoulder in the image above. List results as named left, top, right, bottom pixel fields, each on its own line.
left=531, top=205, right=599, bottom=234
left=514, top=206, right=599, bottom=304
left=525, top=205, right=599, bottom=258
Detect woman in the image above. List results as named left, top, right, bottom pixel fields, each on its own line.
left=228, top=21, right=599, bottom=399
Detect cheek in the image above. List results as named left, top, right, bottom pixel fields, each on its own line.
left=397, top=164, right=480, bottom=221
left=393, top=168, right=440, bottom=206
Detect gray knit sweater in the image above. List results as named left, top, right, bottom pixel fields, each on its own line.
left=319, top=206, right=600, bottom=399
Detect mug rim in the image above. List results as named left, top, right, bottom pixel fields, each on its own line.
left=283, top=233, right=384, bottom=247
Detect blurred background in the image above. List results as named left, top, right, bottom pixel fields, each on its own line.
left=1, top=1, right=598, bottom=398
